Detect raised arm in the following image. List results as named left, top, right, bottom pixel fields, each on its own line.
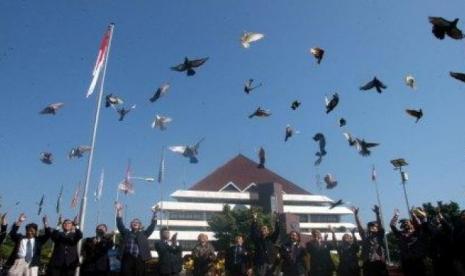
left=38, top=215, right=51, bottom=243
left=0, top=213, right=7, bottom=244
left=10, top=213, right=26, bottom=242
left=389, top=210, right=401, bottom=238
left=270, top=214, right=281, bottom=243
left=329, top=226, right=337, bottom=248
left=250, top=213, right=260, bottom=242
left=115, top=202, right=128, bottom=234
left=373, top=205, right=383, bottom=229
left=144, top=207, right=159, bottom=237
left=352, top=207, right=365, bottom=239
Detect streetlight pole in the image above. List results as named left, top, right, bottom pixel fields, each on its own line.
left=391, top=159, right=411, bottom=219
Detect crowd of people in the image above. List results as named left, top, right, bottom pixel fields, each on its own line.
left=0, top=202, right=465, bottom=276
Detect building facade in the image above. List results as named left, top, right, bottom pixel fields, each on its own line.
left=149, top=154, right=355, bottom=254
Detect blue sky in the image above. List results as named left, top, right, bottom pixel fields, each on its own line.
left=1, top=0, right=465, bottom=234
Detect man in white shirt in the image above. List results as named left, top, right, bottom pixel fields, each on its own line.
left=7, top=213, right=50, bottom=276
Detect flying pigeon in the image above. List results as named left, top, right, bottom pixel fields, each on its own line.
left=339, top=118, right=347, bottom=127
left=325, top=93, right=339, bottom=114
left=313, top=133, right=327, bottom=165
left=117, top=105, right=136, bottom=121
left=40, top=103, right=64, bottom=115
left=355, top=138, right=379, bottom=156
left=310, top=47, right=325, bottom=64
left=258, top=147, right=265, bottom=169
left=343, top=132, right=357, bottom=147
left=324, top=174, right=338, bottom=189
left=284, top=125, right=294, bottom=142
left=150, top=83, right=170, bottom=103
left=151, top=115, right=172, bottom=130
left=169, top=138, right=204, bottom=163
left=291, top=100, right=301, bottom=110
left=105, top=94, right=124, bottom=108
left=360, top=77, right=387, bottom=93
left=406, top=109, right=423, bottom=123
left=244, top=79, right=262, bottom=94
left=240, top=32, right=264, bottom=48
left=68, top=145, right=92, bottom=159
left=171, top=57, right=209, bottom=76
left=405, top=75, right=416, bottom=89
left=428, top=17, right=463, bottom=40
left=450, top=72, right=465, bottom=83
left=248, top=107, right=271, bottom=118
left=329, top=199, right=344, bottom=209
left=40, top=152, right=53, bottom=165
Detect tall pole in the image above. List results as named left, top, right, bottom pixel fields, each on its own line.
left=372, top=165, right=391, bottom=264
left=400, top=167, right=412, bottom=219
left=78, top=24, right=114, bottom=233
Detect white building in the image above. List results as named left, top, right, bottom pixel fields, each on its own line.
left=150, top=154, right=356, bottom=254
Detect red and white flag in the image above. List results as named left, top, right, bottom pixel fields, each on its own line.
left=86, top=24, right=114, bottom=98
left=118, top=162, right=134, bottom=194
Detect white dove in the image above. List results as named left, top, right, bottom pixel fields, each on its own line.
left=151, top=115, right=172, bottom=130
left=169, top=138, right=204, bottom=163
left=405, top=75, right=416, bottom=89
left=240, top=32, right=264, bottom=48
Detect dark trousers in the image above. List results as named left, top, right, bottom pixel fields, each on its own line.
left=48, top=266, right=76, bottom=276
left=401, top=258, right=426, bottom=276
left=362, top=261, right=388, bottom=276
left=120, top=254, right=146, bottom=276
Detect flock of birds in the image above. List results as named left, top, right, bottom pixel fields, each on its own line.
left=36, top=17, right=465, bottom=206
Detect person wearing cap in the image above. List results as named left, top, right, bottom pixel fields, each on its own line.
left=6, top=213, right=50, bottom=276
left=47, top=216, right=82, bottom=276
left=80, top=223, right=114, bottom=276
left=155, top=226, right=183, bottom=276
left=115, top=202, right=158, bottom=276
left=353, top=205, right=388, bottom=276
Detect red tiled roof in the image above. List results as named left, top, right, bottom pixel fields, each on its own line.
left=189, top=154, right=311, bottom=195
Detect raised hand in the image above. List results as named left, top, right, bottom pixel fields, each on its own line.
left=252, top=212, right=258, bottom=221
left=57, top=214, right=63, bottom=226
left=73, top=215, right=79, bottom=227
left=115, top=202, right=123, bottom=211
left=171, top=232, right=178, bottom=244
left=351, top=207, right=359, bottom=215
left=42, top=215, right=48, bottom=226
left=17, top=213, right=26, bottom=223
left=1, top=213, right=7, bottom=225
left=372, top=205, right=380, bottom=214
left=328, top=225, right=335, bottom=233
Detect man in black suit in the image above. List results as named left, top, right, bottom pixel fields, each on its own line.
left=116, top=202, right=157, bottom=276
left=280, top=231, right=307, bottom=276
left=250, top=212, right=280, bottom=276
left=0, top=213, right=7, bottom=245
left=155, top=227, right=183, bottom=276
left=80, top=223, right=114, bottom=276
left=47, top=216, right=83, bottom=276
left=6, top=213, right=50, bottom=276
left=225, top=234, right=250, bottom=276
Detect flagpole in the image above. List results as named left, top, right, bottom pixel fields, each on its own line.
left=159, top=147, right=165, bottom=226
left=78, top=23, right=114, bottom=233
left=372, top=165, right=391, bottom=264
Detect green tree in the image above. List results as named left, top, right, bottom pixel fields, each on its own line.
left=208, top=205, right=271, bottom=252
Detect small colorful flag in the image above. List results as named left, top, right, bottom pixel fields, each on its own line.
left=37, top=194, right=45, bottom=216
left=70, top=183, right=81, bottom=209
left=56, top=184, right=63, bottom=214
left=86, top=24, right=114, bottom=98
left=94, top=169, right=105, bottom=201
left=118, top=162, right=134, bottom=194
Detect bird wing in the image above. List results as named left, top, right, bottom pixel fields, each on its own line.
left=78, top=145, right=91, bottom=152
left=405, top=109, right=419, bottom=117
left=50, top=102, right=64, bottom=109
left=171, top=63, right=186, bottom=72
left=450, top=72, right=465, bottom=82
left=169, top=146, right=187, bottom=154
left=448, top=27, right=464, bottom=39
left=360, top=79, right=375, bottom=90
left=429, top=16, right=450, bottom=27
left=364, top=141, right=379, bottom=148
left=190, top=57, right=209, bottom=68
left=193, top=138, right=205, bottom=151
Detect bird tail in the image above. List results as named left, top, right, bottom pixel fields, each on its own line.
left=248, top=114, right=255, bottom=119
left=187, top=69, right=196, bottom=76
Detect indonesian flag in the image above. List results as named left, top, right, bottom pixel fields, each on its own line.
left=86, top=24, right=114, bottom=98
left=118, top=162, right=134, bottom=194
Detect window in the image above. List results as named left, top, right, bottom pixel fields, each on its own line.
left=309, top=214, right=340, bottom=223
